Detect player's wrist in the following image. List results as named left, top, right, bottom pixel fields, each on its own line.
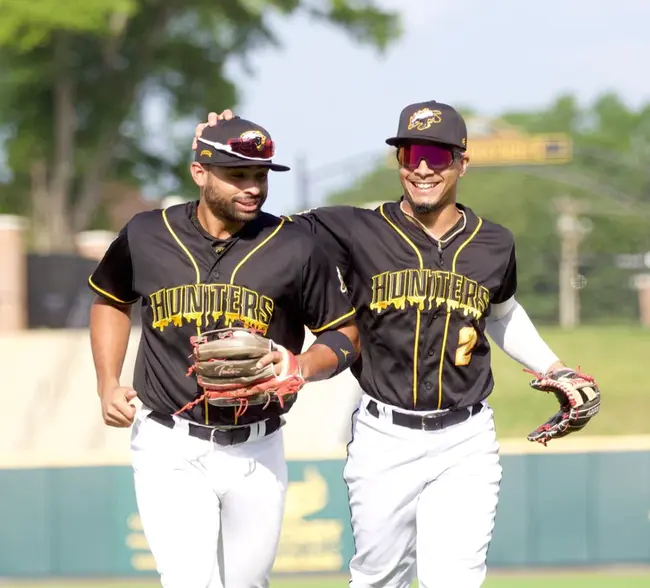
left=295, top=351, right=314, bottom=381
left=97, top=378, right=121, bottom=397
left=545, top=360, right=566, bottom=374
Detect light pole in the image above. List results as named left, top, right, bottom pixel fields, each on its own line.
left=553, top=196, right=592, bottom=328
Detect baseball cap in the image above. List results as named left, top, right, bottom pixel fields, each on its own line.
left=195, top=117, right=290, bottom=172
left=385, top=101, right=468, bottom=151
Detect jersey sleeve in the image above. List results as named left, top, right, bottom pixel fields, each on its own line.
left=285, top=206, right=354, bottom=278
left=88, top=226, right=140, bottom=304
left=492, top=242, right=517, bottom=304
left=299, top=240, right=356, bottom=333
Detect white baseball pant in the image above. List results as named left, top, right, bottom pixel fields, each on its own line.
left=343, top=394, right=502, bottom=588
left=130, top=406, right=288, bottom=588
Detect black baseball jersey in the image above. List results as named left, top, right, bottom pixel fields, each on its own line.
left=88, top=201, right=355, bottom=426
left=285, top=199, right=516, bottom=412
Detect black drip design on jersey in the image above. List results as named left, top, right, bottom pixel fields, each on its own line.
left=436, top=217, right=483, bottom=410
left=379, top=203, right=424, bottom=408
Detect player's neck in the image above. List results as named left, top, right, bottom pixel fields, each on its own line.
left=400, top=199, right=462, bottom=240
left=196, top=202, right=245, bottom=240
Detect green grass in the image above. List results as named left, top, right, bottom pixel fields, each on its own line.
left=4, top=571, right=650, bottom=588
left=486, top=325, right=650, bottom=438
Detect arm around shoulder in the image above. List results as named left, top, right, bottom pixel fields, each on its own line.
left=295, top=235, right=360, bottom=381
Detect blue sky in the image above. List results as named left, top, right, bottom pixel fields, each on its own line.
left=211, top=0, right=648, bottom=216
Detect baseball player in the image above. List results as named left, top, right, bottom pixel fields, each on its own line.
left=88, top=116, right=360, bottom=588
left=192, top=103, right=600, bottom=588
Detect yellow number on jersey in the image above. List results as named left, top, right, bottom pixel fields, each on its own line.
left=455, top=326, right=478, bottom=367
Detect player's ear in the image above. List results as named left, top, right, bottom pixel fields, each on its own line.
left=457, top=151, right=470, bottom=177
left=190, top=162, right=209, bottom=187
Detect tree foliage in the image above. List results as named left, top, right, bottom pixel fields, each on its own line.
left=326, top=94, right=650, bottom=325
left=0, top=0, right=400, bottom=251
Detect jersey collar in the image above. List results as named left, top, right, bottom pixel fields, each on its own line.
left=387, top=197, right=480, bottom=250
left=185, top=200, right=273, bottom=244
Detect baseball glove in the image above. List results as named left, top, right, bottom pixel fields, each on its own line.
left=175, top=327, right=305, bottom=417
left=526, top=366, right=600, bottom=446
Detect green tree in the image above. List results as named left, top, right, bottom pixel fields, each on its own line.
left=0, top=0, right=400, bottom=252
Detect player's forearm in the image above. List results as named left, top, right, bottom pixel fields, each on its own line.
left=485, top=297, right=561, bottom=375
left=90, top=297, right=133, bottom=391
left=299, top=322, right=360, bottom=382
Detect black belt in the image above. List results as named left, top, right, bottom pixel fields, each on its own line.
left=148, top=411, right=283, bottom=446
left=366, top=400, right=483, bottom=432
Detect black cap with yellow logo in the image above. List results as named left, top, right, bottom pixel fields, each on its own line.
left=195, top=117, right=290, bottom=172
left=385, top=100, right=468, bottom=151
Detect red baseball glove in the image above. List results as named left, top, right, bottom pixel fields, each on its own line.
left=526, top=366, right=601, bottom=446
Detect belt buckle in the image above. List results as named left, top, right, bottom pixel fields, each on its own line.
left=420, top=412, right=444, bottom=432
left=209, top=427, right=240, bottom=446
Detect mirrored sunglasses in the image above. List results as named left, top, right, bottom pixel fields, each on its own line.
left=198, top=136, right=276, bottom=161
left=396, top=144, right=456, bottom=171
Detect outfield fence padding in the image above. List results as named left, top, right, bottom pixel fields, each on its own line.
left=1, top=449, right=649, bottom=578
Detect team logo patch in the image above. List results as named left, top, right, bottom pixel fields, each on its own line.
left=408, top=108, right=442, bottom=131
left=200, top=149, right=212, bottom=157
left=239, top=130, right=268, bottom=150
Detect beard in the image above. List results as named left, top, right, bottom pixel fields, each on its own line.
left=202, top=184, right=267, bottom=222
left=401, top=176, right=457, bottom=216
left=403, top=188, right=452, bottom=215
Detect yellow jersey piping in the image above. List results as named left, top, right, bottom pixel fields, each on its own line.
left=161, top=208, right=206, bottom=421
left=230, top=219, right=285, bottom=285
left=379, top=203, right=424, bottom=407
left=311, top=308, right=356, bottom=334
left=437, top=217, right=483, bottom=410
left=88, top=276, right=139, bottom=305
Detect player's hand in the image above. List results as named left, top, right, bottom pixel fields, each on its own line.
left=256, top=347, right=302, bottom=381
left=99, top=385, right=138, bottom=427
left=192, top=109, right=235, bottom=151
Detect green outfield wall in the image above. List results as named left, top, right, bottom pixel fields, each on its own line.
left=1, top=451, right=649, bottom=578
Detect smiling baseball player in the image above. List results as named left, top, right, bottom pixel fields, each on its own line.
left=88, top=116, right=359, bottom=588
left=193, top=103, right=601, bottom=587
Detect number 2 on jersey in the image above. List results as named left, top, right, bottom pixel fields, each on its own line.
left=455, top=326, right=478, bottom=366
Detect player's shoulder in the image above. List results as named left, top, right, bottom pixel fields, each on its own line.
left=283, top=202, right=386, bottom=227
left=272, top=213, right=322, bottom=250
left=467, top=206, right=515, bottom=246
left=117, top=205, right=165, bottom=239
left=284, top=204, right=368, bottom=224
left=125, top=202, right=184, bottom=231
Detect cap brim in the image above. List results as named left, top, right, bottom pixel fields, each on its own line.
left=214, top=160, right=290, bottom=172
left=196, top=156, right=290, bottom=172
left=385, top=136, right=462, bottom=150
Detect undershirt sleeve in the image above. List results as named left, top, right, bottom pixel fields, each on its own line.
left=485, top=296, right=559, bottom=374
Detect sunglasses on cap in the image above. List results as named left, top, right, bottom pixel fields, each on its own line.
left=396, top=144, right=460, bottom=171
left=198, top=135, right=276, bottom=161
